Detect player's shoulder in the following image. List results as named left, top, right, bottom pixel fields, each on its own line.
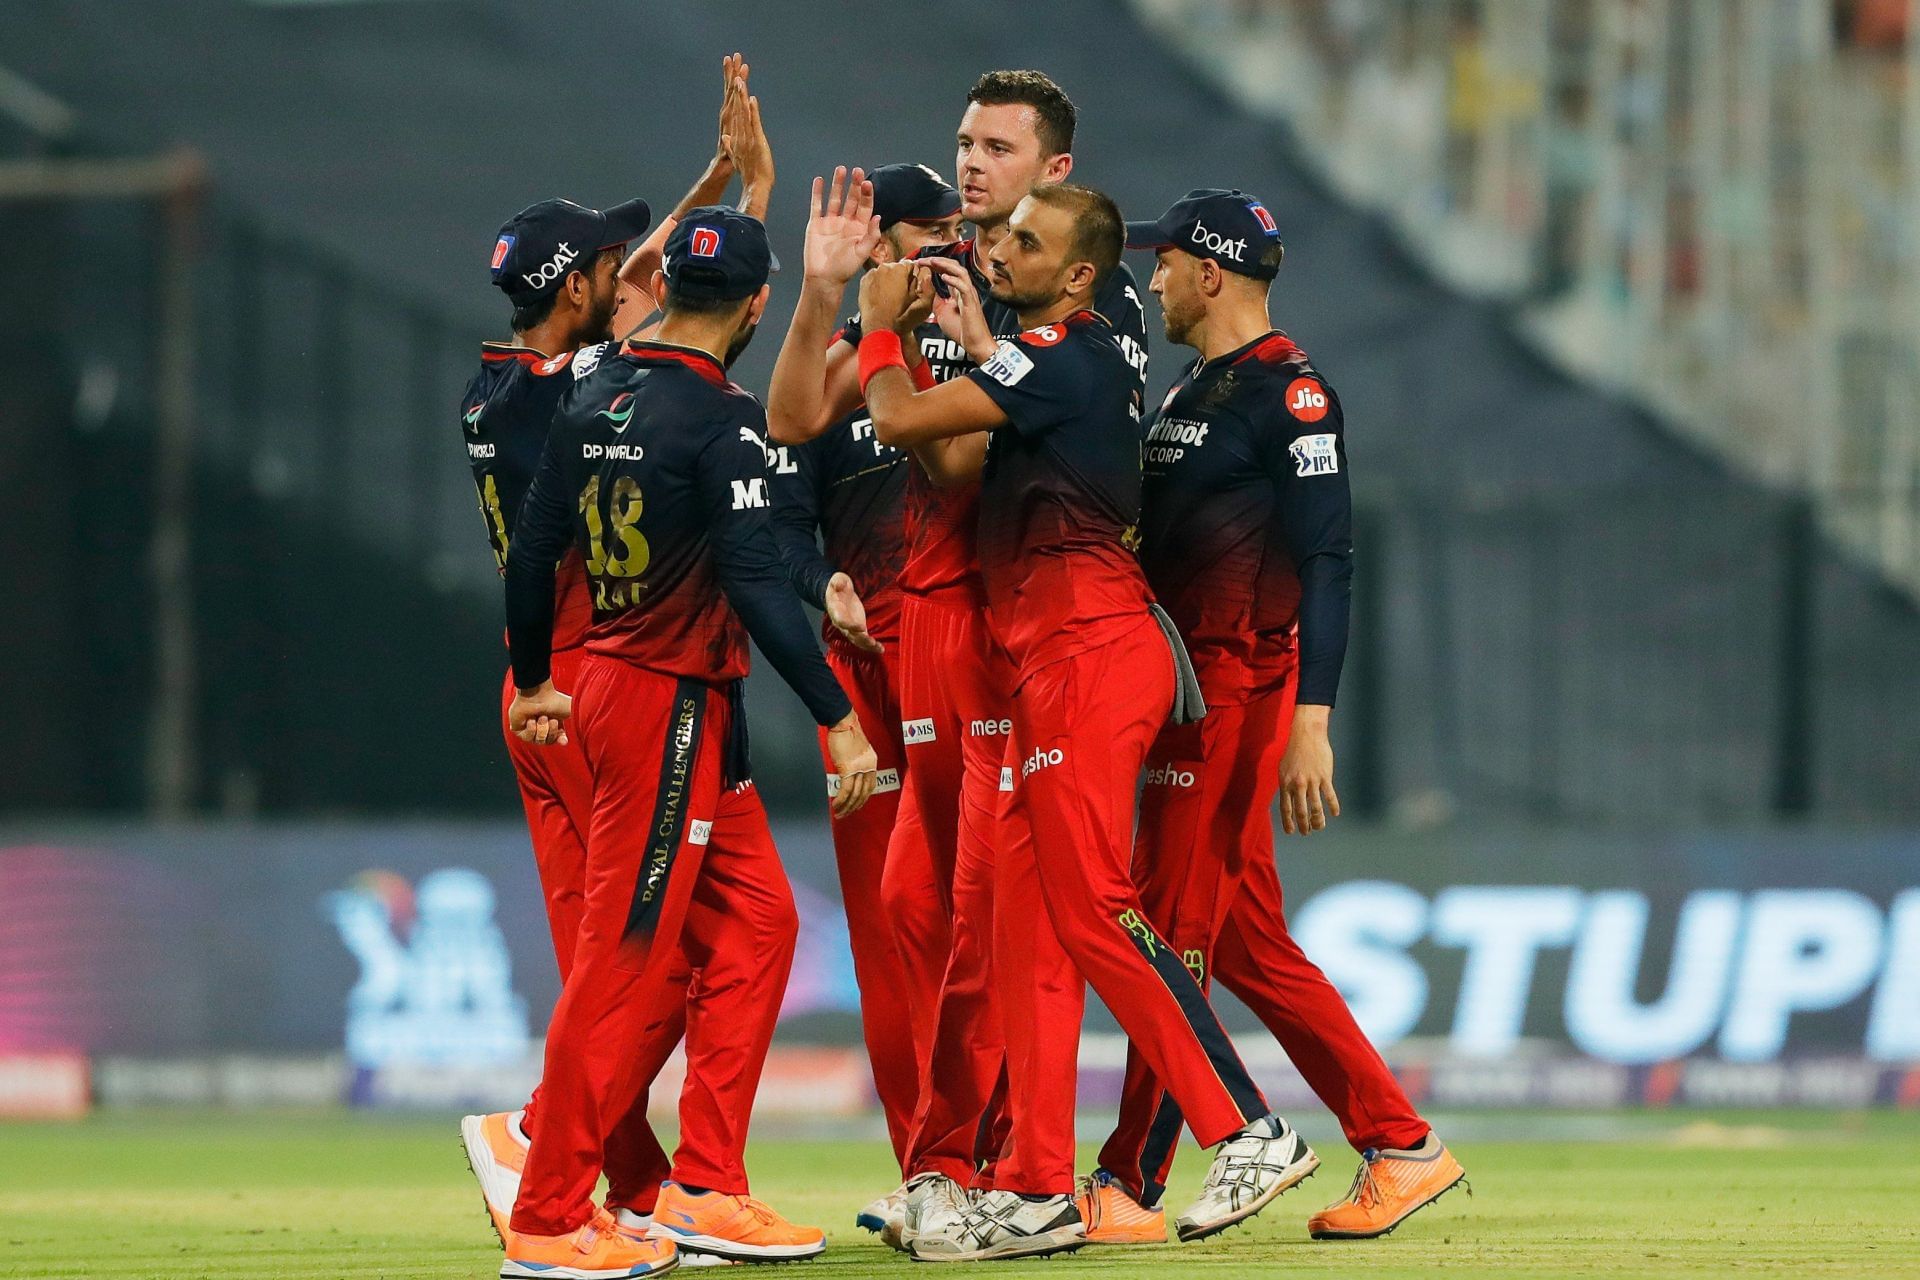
left=1230, top=332, right=1340, bottom=430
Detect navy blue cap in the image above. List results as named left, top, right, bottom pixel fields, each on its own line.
left=490, top=197, right=651, bottom=306
left=1124, top=188, right=1284, bottom=280
left=663, top=205, right=772, bottom=303
left=869, top=163, right=962, bottom=230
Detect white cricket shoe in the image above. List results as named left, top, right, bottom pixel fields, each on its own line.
left=857, top=1178, right=911, bottom=1250
left=902, top=1173, right=970, bottom=1248
left=1174, top=1114, right=1319, bottom=1242
left=460, top=1110, right=531, bottom=1246
left=908, top=1189, right=1085, bottom=1263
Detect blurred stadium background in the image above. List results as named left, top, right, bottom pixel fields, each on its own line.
left=2, top=0, right=1917, bottom=1140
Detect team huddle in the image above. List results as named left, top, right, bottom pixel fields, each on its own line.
left=455, top=57, right=1465, bottom=1278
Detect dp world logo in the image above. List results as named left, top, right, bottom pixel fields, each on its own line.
left=690, top=226, right=723, bottom=258
left=326, top=868, right=528, bottom=1069
left=599, top=392, right=636, bottom=430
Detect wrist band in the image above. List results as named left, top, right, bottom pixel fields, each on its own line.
left=857, top=329, right=908, bottom=397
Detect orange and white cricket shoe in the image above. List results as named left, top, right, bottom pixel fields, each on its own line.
left=461, top=1110, right=531, bottom=1247
left=1075, top=1170, right=1167, bottom=1245
left=647, top=1181, right=826, bottom=1262
left=1307, top=1134, right=1467, bottom=1240
left=500, top=1207, right=680, bottom=1278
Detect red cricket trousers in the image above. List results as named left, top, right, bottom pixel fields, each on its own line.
left=993, top=617, right=1269, bottom=1195
left=815, top=643, right=921, bottom=1168
left=503, top=647, right=679, bottom=1212
left=890, top=591, right=1015, bottom=1185
left=510, top=657, right=798, bottom=1236
left=1097, top=682, right=1429, bottom=1206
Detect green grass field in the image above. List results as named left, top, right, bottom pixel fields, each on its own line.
left=3, top=1110, right=1918, bottom=1278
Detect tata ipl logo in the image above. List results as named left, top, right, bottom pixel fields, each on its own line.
left=326, top=868, right=528, bottom=1069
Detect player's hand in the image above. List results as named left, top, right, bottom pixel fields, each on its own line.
left=729, top=87, right=774, bottom=217
left=1277, top=704, right=1340, bottom=835
left=803, top=167, right=880, bottom=287
left=923, top=257, right=996, bottom=363
left=825, top=712, right=879, bottom=817
left=710, top=53, right=745, bottom=174
left=824, top=571, right=883, bottom=654
left=509, top=681, right=573, bottom=748
left=896, top=263, right=936, bottom=334
left=858, top=261, right=918, bottom=338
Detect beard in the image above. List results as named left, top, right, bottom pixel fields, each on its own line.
left=723, top=318, right=760, bottom=367
left=582, top=289, right=619, bottom=344
left=987, top=276, right=1057, bottom=313
left=1161, top=297, right=1201, bottom=348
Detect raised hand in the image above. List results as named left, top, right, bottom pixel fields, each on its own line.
left=804, top=166, right=881, bottom=288
left=729, top=84, right=774, bottom=218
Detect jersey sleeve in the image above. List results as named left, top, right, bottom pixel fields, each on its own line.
left=963, top=333, right=1088, bottom=436
left=1097, top=261, right=1151, bottom=399
left=1256, top=373, right=1352, bottom=706
left=699, top=401, right=854, bottom=726
left=503, top=423, right=577, bottom=690
left=768, top=435, right=836, bottom=610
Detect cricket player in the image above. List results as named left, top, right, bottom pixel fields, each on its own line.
left=456, top=57, right=782, bottom=1257
left=499, top=206, right=878, bottom=1276
left=858, top=183, right=1311, bottom=1262
left=1079, top=189, right=1465, bottom=1243
left=767, top=163, right=965, bottom=1179
left=766, top=72, right=1153, bottom=1245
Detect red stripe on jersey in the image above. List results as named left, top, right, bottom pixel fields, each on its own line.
left=623, top=340, right=728, bottom=387
left=1233, top=332, right=1305, bottom=367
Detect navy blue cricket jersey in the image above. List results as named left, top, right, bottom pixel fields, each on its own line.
left=460, top=341, right=610, bottom=647
left=1139, top=331, right=1352, bottom=706
left=504, top=340, right=852, bottom=727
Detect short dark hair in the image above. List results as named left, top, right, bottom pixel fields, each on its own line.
left=1027, top=183, right=1122, bottom=286
left=662, top=286, right=748, bottom=317
left=967, top=70, right=1076, bottom=157
left=508, top=249, right=617, bottom=333
left=509, top=293, right=557, bottom=333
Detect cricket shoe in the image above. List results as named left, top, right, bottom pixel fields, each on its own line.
left=461, top=1110, right=531, bottom=1247
left=615, top=1211, right=732, bottom=1267
left=1307, top=1134, right=1467, bottom=1239
left=856, top=1177, right=911, bottom=1250
left=901, top=1173, right=971, bottom=1249
left=1075, top=1169, right=1166, bottom=1245
left=1173, top=1114, right=1319, bottom=1242
left=647, top=1181, right=826, bottom=1263
left=908, top=1189, right=1085, bottom=1263
left=500, top=1207, right=680, bottom=1278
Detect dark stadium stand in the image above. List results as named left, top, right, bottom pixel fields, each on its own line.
left=6, top=0, right=1917, bottom=821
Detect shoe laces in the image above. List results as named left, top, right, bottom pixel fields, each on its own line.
left=1343, top=1149, right=1384, bottom=1209
left=739, top=1195, right=781, bottom=1227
